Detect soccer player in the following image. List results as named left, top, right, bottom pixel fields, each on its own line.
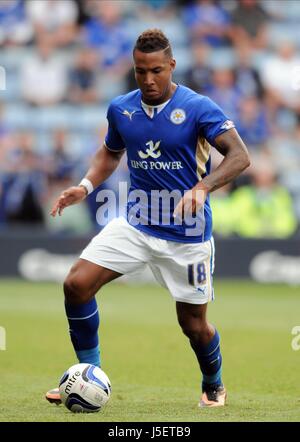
left=46, top=29, right=250, bottom=407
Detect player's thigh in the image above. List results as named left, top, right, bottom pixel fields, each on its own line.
left=150, top=237, right=215, bottom=305
left=80, top=216, right=149, bottom=277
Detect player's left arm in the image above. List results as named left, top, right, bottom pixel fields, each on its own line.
left=198, top=127, right=250, bottom=193
left=174, top=128, right=250, bottom=218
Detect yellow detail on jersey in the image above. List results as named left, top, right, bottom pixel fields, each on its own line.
left=196, top=137, right=211, bottom=180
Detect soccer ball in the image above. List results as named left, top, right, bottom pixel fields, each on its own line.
left=59, top=363, right=111, bottom=413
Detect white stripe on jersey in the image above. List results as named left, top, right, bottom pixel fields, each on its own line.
left=141, top=99, right=170, bottom=119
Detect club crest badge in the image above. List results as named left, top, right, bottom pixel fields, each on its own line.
left=170, top=109, right=186, bottom=125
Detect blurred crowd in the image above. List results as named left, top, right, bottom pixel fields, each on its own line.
left=0, top=0, right=299, bottom=238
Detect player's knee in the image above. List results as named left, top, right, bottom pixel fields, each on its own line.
left=180, top=321, right=209, bottom=342
left=63, top=274, right=91, bottom=304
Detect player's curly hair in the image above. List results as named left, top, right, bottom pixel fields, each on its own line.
left=134, top=29, right=173, bottom=58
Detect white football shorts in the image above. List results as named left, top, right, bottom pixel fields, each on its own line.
left=80, top=217, right=215, bottom=305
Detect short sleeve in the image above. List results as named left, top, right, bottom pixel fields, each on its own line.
left=105, top=103, right=126, bottom=152
left=197, top=96, right=235, bottom=146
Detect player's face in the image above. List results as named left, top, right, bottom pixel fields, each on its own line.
left=133, top=49, right=176, bottom=105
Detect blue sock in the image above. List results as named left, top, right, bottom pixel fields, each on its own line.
left=65, top=298, right=100, bottom=367
left=191, top=329, right=222, bottom=391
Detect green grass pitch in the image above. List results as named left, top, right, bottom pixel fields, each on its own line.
left=0, top=278, right=299, bottom=422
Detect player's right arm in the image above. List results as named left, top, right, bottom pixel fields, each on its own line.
left=50, top=144, right=124, bottom=217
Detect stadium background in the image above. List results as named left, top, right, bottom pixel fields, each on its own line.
left=0, top=0, right=299, bottom=422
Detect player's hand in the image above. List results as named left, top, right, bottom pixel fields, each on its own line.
left=50, top=186, right=87, bottom=217
left=173, top=185, right=208, bottom=221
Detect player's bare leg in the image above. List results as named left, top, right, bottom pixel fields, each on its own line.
left=176, top=302, right=226, bottom=407
left=63, top=258, right=122, bottom=304
left=46, top=259, right=121, bottom=405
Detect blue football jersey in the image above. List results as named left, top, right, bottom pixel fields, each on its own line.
left=105, top=85, right=234, bottom=243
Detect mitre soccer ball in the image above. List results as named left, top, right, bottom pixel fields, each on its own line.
left=59, top=363, right=111, bottom=413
